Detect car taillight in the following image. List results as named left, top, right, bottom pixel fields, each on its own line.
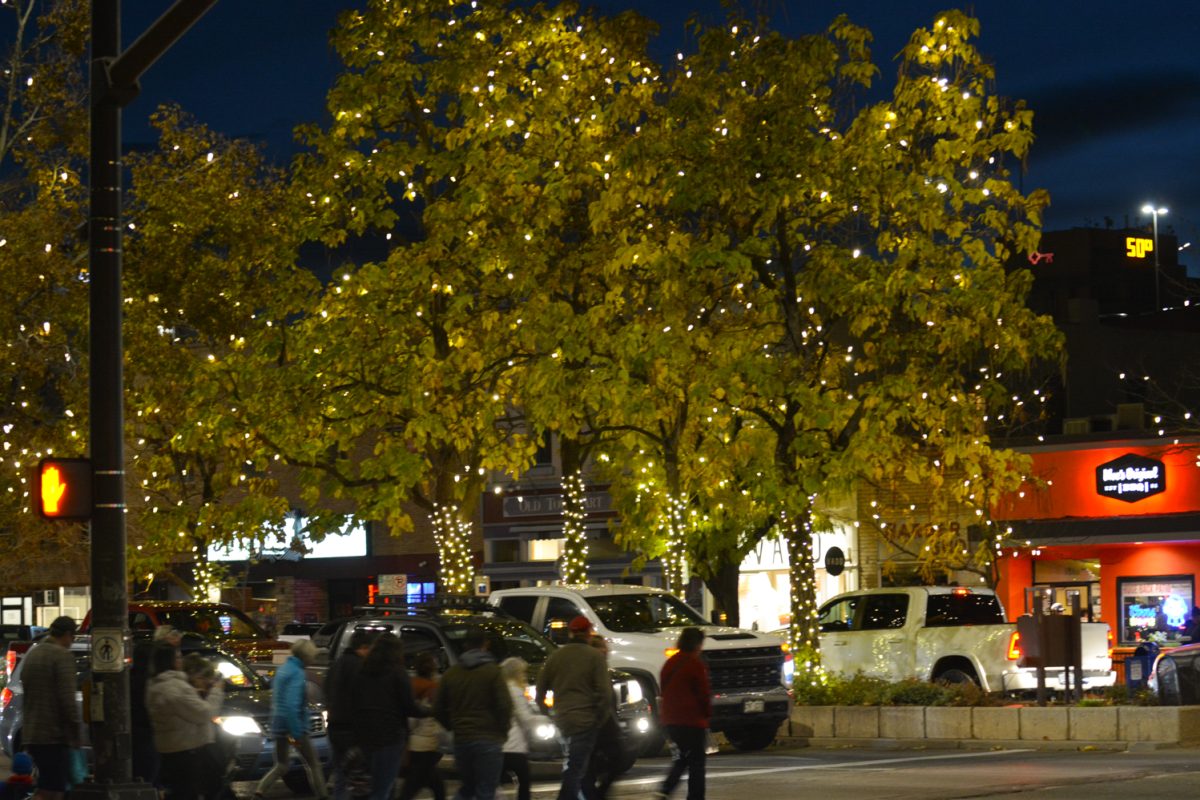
left=953, top=587, right=972, bottom=596
left=0, top=687, right=12, bottom=711
left=1107, top=628, right=1113, bottom=660
left=5, top=649, right=14, bottom=679
left=1007, top=631, right=1022, bottom=661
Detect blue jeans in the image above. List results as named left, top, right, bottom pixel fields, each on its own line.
left=453, top=739, right=504, bottom=800
left=368, top=741, right=407, bottom=800
left=557, top=727, right=600, bottom=800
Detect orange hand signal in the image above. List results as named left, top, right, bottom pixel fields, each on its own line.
left=41, top=465, right=68, bottom=515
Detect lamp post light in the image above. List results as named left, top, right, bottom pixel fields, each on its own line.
left=1141, top=203, right=1168, bottom=310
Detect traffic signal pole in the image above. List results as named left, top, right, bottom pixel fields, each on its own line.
left=80, top=2, right=215, bottom=794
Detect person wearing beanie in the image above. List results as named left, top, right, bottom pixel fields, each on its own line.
left=1, top=752, right=35, bottom=799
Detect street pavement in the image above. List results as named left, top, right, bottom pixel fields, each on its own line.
left=4, top=742, right=1200, bottom=798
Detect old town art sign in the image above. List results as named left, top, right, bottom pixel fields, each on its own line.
left=1095, top=453, right=1166, bottom=503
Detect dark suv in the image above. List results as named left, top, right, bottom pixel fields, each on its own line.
left=312, top=597, right=654, bottom=767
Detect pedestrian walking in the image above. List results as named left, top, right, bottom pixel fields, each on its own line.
left=499, top=657, right=543, bottom=800
left=253, top=639, right=328, bottom=800
left=583, top=635, right=625, bottom=800
left=351, top=632, right=425, bottom=800
left=146, top=641, right=225, bottom=800
left=397, top=651, right=447, bottom=800
left=182, top=654, right=232, bottom=799
left=326, top=628, right=379, bottom=800
left=433, top=626, right=512, bottom=800
left=653, top=627, right=711, bottom=800
left=535, top=617, right=610, bottom=800
left=129, top=639, right=160, bottom=788
left=20, top=615, right=81, bottom=800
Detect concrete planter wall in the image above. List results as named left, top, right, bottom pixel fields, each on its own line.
left=790, top=705, right=1200, bottom=748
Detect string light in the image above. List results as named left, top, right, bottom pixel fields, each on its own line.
left=559, top=470, right=589, bottom=584
left=433, top=503, right=475, bottom=594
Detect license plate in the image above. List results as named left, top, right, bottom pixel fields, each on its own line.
left=743, top=699, right=765, bottom=713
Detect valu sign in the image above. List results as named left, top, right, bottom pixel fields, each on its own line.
left=1095, top=453, right=1165, bottom=503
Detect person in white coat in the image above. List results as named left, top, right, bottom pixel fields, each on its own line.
left=500, top=657, right=544, bottom=800
left=146, top=642, right=224, bottom=800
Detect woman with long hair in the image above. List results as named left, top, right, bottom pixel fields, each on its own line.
left=352, top=632, right=424, bottom=800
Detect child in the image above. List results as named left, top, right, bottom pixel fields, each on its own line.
left=2, top=752, right=35, bottom=799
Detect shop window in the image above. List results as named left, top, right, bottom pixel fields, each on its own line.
left=1118, top=576, right=1195, bottom=646
left=490, top=539, right=521, bottom=563
left=529, top=538, right=564, bottom=561
left=405, top=581, right=437, bottom=604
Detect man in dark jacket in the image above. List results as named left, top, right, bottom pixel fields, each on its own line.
left=326, top=628, right=378, bottom=800
left=653, top=627, right=711, bottom=800
left=536, top=616, right=611, bottom=800
left=434, top=626, right=512, bottom=800
left=21, top=615, right=80, bottom=800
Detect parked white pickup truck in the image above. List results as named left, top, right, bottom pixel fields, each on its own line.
left=816, top=586, right=1115, bottom=693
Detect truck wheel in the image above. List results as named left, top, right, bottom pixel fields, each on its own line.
left=934, top=667, right=979, bottom=686
left=724, top=722, right=778, bottom=751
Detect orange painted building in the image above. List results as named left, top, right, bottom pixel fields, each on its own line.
left=994, top=438, right=1200, bottom=657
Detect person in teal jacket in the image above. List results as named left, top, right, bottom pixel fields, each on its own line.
left=253, top=639, right=328, bottom=800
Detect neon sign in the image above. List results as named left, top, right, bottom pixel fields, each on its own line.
left=1126, top=237, right=1154, bottom=259
left=1028, top=251, right=1054, bottom=265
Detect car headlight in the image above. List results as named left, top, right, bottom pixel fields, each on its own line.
left=534, top=722, right=558, bottom=741
left=624, top=679, right=643, bottom=704
left=635, top=717, right=650, bottom=733
left=217, top=715, right=263, bottom=737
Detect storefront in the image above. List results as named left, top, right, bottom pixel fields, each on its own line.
left=737, top=523, right=858, bottom=633
left=994, top=439, right=1200, bottom=658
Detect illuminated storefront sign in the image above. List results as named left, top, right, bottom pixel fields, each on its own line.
left=1095, top=453, right=1165, bottom=503
left=995, top=444, right=1200, bottom=521
left=1125, top=237, right=1154, bottom=259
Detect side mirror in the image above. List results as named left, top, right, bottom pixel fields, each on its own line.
left=544, top=619, right=570, bottom=645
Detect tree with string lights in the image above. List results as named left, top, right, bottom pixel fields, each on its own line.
left=608, top=10, right=1061, bottom=677
left=232, top=0, right=660, bottom=593
left=0, top=0, right=92, bottom=586
left=122, top=108, right=318, bottom=595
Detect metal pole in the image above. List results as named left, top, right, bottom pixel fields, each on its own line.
left=89, top=0, right=132, bottom=785
left=88, top=0, right=136, bottom=787
left=1153, top=210, right=1161, bottom=311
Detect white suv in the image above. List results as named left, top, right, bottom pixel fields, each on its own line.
left=489, top=584, right=790, bottom=751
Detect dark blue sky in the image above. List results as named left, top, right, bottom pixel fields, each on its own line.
left=121, top=1, right=1200, bottom=264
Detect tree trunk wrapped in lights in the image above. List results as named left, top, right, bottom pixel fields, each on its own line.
left=432, top=503, right=475, bottom=595
left=784, top=504, right=823, bottom=689
left=661, top=494, right=690, bottom=597
left=559, top=470, right=589, bottom=585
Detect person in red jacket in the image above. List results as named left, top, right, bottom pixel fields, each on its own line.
left=654, top=627, right=711, bottom=800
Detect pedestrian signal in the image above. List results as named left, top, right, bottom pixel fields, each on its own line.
left=35, top=458, right=93, bottom=520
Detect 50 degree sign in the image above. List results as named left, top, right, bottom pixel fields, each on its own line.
left=1125, top=237, right=1154, bottom=259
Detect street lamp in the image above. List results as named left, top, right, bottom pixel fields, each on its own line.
left=1141, top=203, right=1168, bottom=310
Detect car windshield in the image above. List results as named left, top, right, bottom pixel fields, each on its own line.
left=442, top=619, right=555, bottom=665
left=159, top=609, right=268, bottom=641
left=194, top=649, right=265, bottom=691
left=590, top=594, right=706, bottom=632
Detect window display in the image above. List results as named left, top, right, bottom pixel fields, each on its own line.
left=1118, top=576, right=1195, bottom=646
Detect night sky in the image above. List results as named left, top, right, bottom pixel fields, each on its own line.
left=118, top=1, right=1200, bottom=264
